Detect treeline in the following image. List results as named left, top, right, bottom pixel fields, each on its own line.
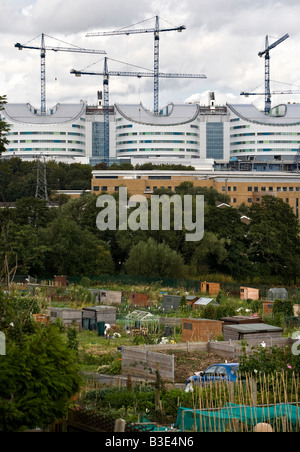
left=94, top=162, right=196, bottom=171
left=0, top=158, right=92, bottom=202
left=0, top=159, right=197, bottom=203
left=1, top=181, right=300, bottom=286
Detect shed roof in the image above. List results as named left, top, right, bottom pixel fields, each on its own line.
left=223, top=323, right=283, bottom=333
left=219, top=315, right=262, bottom=324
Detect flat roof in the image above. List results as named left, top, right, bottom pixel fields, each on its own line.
left=92, top=169, right=300, bottom=182
left=223, top=323, right=283, bottom=333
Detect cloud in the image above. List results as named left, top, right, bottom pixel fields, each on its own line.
left=2, top=0, right=300, bottom=112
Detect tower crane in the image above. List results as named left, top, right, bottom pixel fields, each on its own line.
left=86, top=16, right=188, bottom=114
left=15, top=33, right=106, bottom=115
left=71, top=57, right=206, bottom=163
left=241, top=33, right=289, bottom=114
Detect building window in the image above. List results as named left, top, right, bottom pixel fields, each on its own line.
left=101, top=186, right=108, bottom=192
left=93, top=186, right=100, bottom=191
left=233, top=198, right=237, bottom=203
left=248, top=198, right=252, bottom=203
left=248, top=187, right=252, bottom=191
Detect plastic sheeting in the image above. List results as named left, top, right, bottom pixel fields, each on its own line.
left=175, top=403, right=300, bottom=432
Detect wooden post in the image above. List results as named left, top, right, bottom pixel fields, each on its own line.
left=251, top=378, right=257, bottom=406
left=114, top=419, right=126, bottom=432
left=155, top=362, right=161, bottom=412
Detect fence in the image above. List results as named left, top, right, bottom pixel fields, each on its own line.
left=121, top=338, right=295, bottom=381
left=121, top=346, right=175, bottom=381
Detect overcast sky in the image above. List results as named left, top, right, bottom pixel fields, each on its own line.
left=1, top=0, right=300, bottom=113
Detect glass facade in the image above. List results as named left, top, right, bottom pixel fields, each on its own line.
left=206, top=123, right=224, bottom=159
left=92, top=122, right=105, bottom=160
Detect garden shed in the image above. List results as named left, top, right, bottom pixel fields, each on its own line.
left=240, top=287, right=260, bottom=301
left=49, top=307, right=82, bottom=329
left=219, top=315, right=262, bottom=328
left=54, top=275, right=67, bottom=287
left=90, top=289, right=122, bottom=305
left=267, top=288, right=288, bottom=301
left=162, top=294, right=182, bottom=311
left=200, top=282, right=221, bottom=295
left=223, top=323, right=283, bottom=341
left=263, top=300, right=274, bottom=316
left=82, top=306, right=117, bottom=331
left=181, top=318, right=223, bottom=342
left=192, top=298, right=219, bottom=310
left=186, top=295, right=200, bottom=307
left=129, top=293, right=149, bottom=307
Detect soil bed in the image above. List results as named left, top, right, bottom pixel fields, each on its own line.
left=165, top=350, right=238, bottom=384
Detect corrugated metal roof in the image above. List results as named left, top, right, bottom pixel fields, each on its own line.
left=3, top=103, right=86, bottom=124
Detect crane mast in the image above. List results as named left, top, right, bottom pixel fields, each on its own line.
left=15, top=33, right=106, bottom=115
left=86, top=16, right=187, bottom=114
left=241, top=33, right=289, bottom=114
left=71, top=57, right=206, bottom=163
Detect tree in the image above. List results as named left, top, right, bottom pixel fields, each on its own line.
left=247, top=196, right=300, bottom=283
left=0, top=95, right=9, bottom=156
left=0, top=324, right=82, bottom=432
left=191, top=231, right=228, bottom=274
left=124, top=238, right=186, bottom=278
left=39, top=217, right=115, bottom=276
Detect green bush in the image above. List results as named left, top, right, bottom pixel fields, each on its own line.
left=239, top=345, right=300, bottom=376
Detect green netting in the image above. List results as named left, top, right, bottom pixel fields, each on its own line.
left=175, top=403, right=300, bottom=432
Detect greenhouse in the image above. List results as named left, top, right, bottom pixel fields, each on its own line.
left=125, top=310, right=160, bottom=334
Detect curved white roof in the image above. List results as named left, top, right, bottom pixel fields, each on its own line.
left=227, top=103, right=300, bottom=126
left=115, top=102, right=200, bottom=126
left=3, top=103, right=86, bottom=125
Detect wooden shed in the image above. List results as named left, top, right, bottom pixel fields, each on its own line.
left=181, top=318, right=223, bottom=342
left=82, top=306, right=117, bottom=330
left=223, top=323, right=283, bottom=341
left=263, top=300, right=274, bottom=316
left=50, top=307, right=82, bottom=329
left=240, top=287, right=260, bottom=301
left=201, top=282, right=221, bottom=296
left=186, top=295, right=200, bottom=307
left=54, top=275, right=67, bottom=287
left=129, top=293, right=149, bottom=307
left=90, top=289, right=122, bottom=305
left=219, top=315, right=262, bottom=329
left=162, top=295, right=182, bottom=312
